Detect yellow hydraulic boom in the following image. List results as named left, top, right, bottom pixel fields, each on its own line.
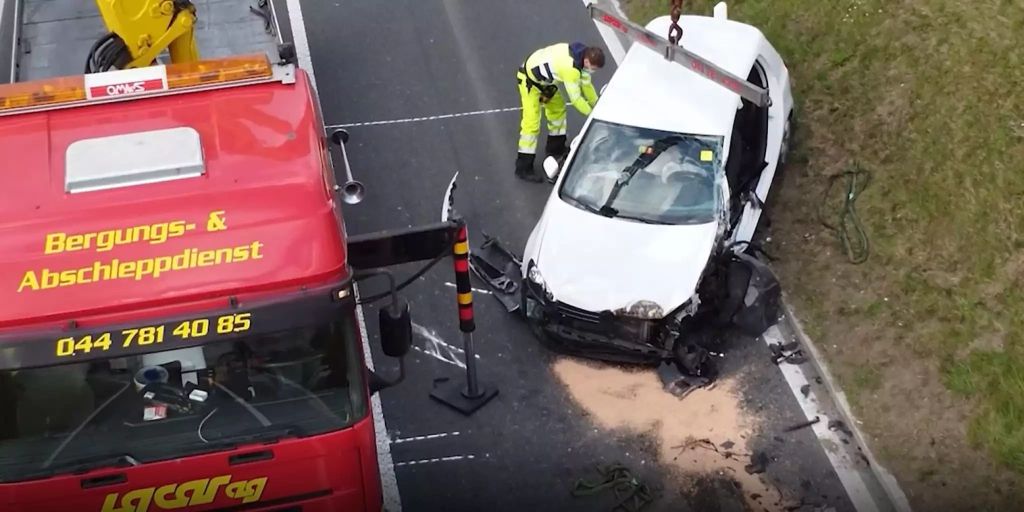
left=86, top=0, right=200, bottom=73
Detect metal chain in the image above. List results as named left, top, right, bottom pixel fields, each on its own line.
left=668, top=0, right=684, bottom=45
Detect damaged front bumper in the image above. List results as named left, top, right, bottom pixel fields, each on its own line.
left=521, top=274, right=674, bottom=365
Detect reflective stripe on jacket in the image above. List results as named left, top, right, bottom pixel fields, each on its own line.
left=523, top=42, right=597, bottom=116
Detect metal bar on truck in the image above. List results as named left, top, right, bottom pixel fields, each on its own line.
left=588, top=4, right=770, bottom=108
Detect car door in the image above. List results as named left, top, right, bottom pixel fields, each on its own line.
left=727, top=59, right=771, bottom=245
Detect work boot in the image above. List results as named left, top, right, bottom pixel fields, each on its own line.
left=515, top=152, right=543, bottom=182
left=545, top=135, right=569, bottom=162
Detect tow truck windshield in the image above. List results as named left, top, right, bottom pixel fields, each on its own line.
left=559, top=120, right=723, bottom=225
left=0, top=308, right=367, bottom=482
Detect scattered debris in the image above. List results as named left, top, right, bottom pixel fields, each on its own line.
left=720, top=440, right=735, bottom=450
left=744, top=451, right=770, bottom=475
left=571, top=463, right=653, bottom=512
left=783, top=416, right=821, bottom=433
left=769, top=342, right=807, bottom=365
left=827, top=419, right=853, bottom=437
left=553, top=363, right=784, bottom=510
left=467, top=233, right=522, bottom=313
left=656, top=361, right=712, bottom=399
left=249, top=0, right=276, bottom=36
left=800, top=384, right=811, bottom=397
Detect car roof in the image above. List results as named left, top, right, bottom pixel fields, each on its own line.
left=0, top=71, right=347, bottom=330
left=591, top=14, right=768, bottom=137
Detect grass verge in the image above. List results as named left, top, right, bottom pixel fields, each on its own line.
left=621, top=0, right=1024, bottom=509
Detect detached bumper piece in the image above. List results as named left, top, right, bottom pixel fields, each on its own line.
left=467, top=233, right=523, bottom=313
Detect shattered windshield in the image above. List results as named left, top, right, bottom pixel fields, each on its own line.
left=0, top=307, right=366, bottom=482
left=559, top=120, right=724, bottom=225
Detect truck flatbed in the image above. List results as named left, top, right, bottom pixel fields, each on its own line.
left=14, top=0, right=281, bottom=81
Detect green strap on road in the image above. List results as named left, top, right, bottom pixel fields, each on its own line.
left=819, top=162, right=871, bottom=264
left=572, top=464, right=653, bottom=512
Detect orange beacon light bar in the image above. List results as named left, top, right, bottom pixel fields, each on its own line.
left=0, top=53, right=281, bottom=115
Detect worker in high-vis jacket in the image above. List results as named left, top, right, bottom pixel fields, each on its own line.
left=516, top=42, right=605, bottom=182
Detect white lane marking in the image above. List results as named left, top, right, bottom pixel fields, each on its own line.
left=411, top=346, right=463, bottom=368
left=392, top=431, right=461, bottom=445
left=285, top=1, right=399, bottom=509
left=326, top=107, right=520, bottom=129
left=444, top=281, right=494, bottom=295
left=412, top=322, right=480, bottom=369
left=285, top=0, right=318, bottom=94
left=764, top=325, right=881, bottom=512
left=355, top=284, right=402, bottom=512
left=584, top=0, right=628, bottom=65
left=394, top=455, right=476, bottom=468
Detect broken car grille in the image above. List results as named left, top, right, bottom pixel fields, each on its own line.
left=555, top=301, right=603, bottom=323
left=553, top=301, right=657, bottom=344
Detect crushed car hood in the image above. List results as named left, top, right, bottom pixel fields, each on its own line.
left=534, top=197, right=719, bottom=315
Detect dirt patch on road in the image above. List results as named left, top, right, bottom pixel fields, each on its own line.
left=553, top=358, right=792, bottom=511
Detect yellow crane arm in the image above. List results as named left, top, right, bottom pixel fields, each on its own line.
left=93, top=0, right=200, bottom=69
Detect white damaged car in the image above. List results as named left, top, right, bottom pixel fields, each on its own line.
left=520, top=5, right=792, bottom=365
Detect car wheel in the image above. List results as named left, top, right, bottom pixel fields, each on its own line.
left=778, top=113, right=792, bottom=170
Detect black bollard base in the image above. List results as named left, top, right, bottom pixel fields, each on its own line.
left=430, top=378, right=499, bottom=416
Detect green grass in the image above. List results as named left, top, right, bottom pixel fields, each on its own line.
left=625, top=0, right=1024, bottom=489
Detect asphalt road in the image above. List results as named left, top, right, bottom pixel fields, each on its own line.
left=298, top=1, right=858, bottom=510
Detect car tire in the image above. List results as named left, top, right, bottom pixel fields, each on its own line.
left=779, top=113, right=793, bottom=170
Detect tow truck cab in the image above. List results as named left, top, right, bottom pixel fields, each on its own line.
left=0, top=55, right=398, bottom=511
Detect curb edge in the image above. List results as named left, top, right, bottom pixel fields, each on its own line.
left=779, top=294, right=914, bottom=512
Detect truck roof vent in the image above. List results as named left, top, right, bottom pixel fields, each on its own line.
left=65, top=127, right=205, bottom=193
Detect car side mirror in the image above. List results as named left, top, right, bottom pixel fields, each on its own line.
left=600, top=83, right=608, bottom=95
left=570, top=135, right=581, bottom=150
left=543, top=156, right=560, bottom=181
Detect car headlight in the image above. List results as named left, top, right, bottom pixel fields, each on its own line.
left=621, top=300, right=665, bottom=319
left=526, top=262, right=554, bottom=301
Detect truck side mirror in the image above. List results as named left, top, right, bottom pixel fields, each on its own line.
left=378, top=298, right=412, bottom=358
left=354, top=269, right=410, bottom=394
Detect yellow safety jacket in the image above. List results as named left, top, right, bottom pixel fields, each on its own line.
left=520, top=42, right=598, bottom=116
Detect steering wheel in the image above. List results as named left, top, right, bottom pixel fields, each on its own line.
left=252, top=353, right=325, bottom=389
left=660, top=154, right=708, bottom=184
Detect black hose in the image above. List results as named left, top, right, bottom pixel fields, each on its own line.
left=84, top=33, right=115, bottom=73
left=85, top=33, right=131, bottom=73
left=354, top=249, right=449, bottom=305
left=818, top=162, right=871, bottom=264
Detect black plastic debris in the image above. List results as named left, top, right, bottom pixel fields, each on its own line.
left=783, top=416, right=820, bottom=433
left=827, top=419, right=854, bottom=437
left=744, top=451, right=769, bottom=474
left=769, top=342, right=807, bottom=365
left=467, top=233, right=523, bottom=313
left=718, top=251, right=783, bottom=337
left=656, top=361, right=711, bottom=399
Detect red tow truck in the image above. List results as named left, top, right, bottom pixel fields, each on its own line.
left=0, top=48, right=460, bottom=511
